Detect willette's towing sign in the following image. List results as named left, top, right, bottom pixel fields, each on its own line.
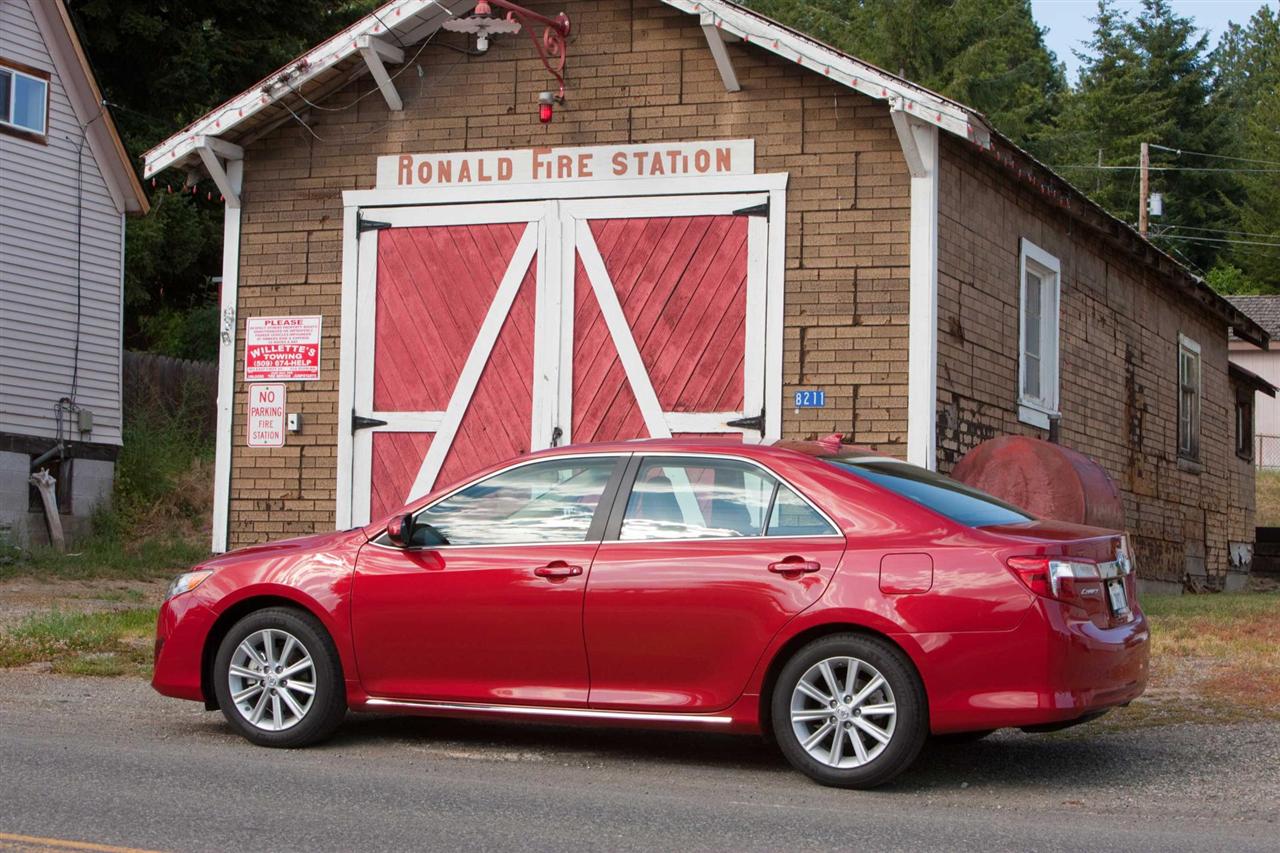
left=244, top=316, right=322, bottom=382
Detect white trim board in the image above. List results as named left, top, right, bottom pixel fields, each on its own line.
left=210, top=159, right=244, bottom=553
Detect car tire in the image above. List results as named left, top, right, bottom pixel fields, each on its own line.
left=771, top=633, right=927, bottom=789
left=212, top=607, right=346, bottom=748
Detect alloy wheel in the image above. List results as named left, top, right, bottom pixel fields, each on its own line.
left=227, top=628, right=317, bottom=732
left=789, top=655, right=897, bottom=768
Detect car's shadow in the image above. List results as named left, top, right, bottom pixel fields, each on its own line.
left=308, top=712, right=1144, bottom=792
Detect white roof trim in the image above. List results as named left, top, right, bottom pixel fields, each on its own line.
left=670, top=0, right=991, bottom=147
left=142, top=0, right=460, bottom=177
left=143, top=0, right=992, bottom=179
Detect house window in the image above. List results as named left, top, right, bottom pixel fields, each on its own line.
left=1236, top=395, right=1253, bottom=462
left=1178, top=335, right=1201, bottom=461
left=0, top=58, right=50, bottom=140
left=1018, top=239, right=1061, bottom=428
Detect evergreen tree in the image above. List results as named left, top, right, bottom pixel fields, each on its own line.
left=66, top=0, right=378, bottom=357
left=1211, top=7, right=1280, bottom=290
left=1044, top=0, right=1223, bottom=270
left=742, top=0, right=1065, bottom=146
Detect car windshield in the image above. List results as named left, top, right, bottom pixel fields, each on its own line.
left=826, top=458, right=1033, bottom=528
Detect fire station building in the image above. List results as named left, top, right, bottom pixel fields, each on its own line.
left=143, top=0, right=1268, bottom=590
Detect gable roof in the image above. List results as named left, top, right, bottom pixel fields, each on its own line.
left=1227, top=295, right=1280, bottom=340
left=137, top=0, right=1264, bottom=346
left=30, top=0, right=147, bottom=214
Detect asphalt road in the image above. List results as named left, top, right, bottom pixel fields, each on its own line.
left=0, top=672, right=1276, bottom=853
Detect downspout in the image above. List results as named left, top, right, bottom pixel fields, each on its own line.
left=211, top=159, right=244, bottom=553
left=890, top=101, right=940, bottom=470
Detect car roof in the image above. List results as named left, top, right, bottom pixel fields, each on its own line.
left=524, top=435, right=896, bottom=466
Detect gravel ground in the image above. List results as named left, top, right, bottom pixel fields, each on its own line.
left=0, top=671, right=1276, bottom=852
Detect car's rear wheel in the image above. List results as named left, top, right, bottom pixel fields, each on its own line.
left=212, top=607, right=346, bottom=747
left=771, top=633, right=927, bottom=788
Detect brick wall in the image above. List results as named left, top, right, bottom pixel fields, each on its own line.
left=225, top=0, right=913, bottom=547
left=936, top=134, right=1254, bottom=585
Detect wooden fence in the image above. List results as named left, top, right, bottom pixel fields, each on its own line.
left=122, top=351, right=218, bottom=439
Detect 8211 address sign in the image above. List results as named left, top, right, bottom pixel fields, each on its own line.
left=794, top=389, right=826, bottom=408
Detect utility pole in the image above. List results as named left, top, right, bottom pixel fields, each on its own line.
left=1138, top=141, right=1150, bottom=239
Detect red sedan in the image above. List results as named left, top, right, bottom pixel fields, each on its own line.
left=153, top=438, right=1148, bottom=788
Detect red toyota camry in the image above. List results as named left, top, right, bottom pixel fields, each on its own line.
left=153, top=438, right=1148, bottom=788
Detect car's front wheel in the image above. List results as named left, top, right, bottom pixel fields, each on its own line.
left=771, top=633, right=928, bottom=788
left=212, top=607, right=346, bottom=747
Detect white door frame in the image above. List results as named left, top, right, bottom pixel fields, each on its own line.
left=338, top=173, right=788, bottom=529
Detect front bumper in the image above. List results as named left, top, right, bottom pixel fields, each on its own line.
left=152, top=596, right=217, bottom=702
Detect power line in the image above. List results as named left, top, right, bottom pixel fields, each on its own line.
left=1158, top=234, right=1280, bottom=249
left=1050, top=164, right=1280, bottom=174
left=1159, top=223, right=1280, bottom=241
left=1148, top=143, right=1280, bottom=169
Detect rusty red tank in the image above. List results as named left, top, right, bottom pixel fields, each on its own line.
left=950, top=436, right=1125, bottom=531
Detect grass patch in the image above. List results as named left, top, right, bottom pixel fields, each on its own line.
left=1, top=376, right=214, bottom=581
left=1256, top=470, right=1280, bottom=527
left=1100, top=591, right=1280, bottom=730
left=0, top=607, right=157, bottom=677
left=1, top=536, right=210, bottom=582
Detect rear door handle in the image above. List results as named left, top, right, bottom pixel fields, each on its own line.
left=769, top=557, right=822, bottom=574
left=534, top=561, right=584, bottom=579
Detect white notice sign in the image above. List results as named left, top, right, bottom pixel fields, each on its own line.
left=378, top=139, right=755, bottom=189
left=246, top=384, right=286, bottom=448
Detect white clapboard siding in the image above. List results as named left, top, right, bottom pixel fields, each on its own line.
left=0, top=0, right=126, bottom=445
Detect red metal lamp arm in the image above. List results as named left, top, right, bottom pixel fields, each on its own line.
left=485, top=0, right=571, bottom=100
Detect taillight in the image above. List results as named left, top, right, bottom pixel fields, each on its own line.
left=1006, top=556, right=1101, bottom=600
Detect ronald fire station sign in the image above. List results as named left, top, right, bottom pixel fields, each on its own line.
left=244, top=316, right=323, bottom=382
left=378, top=139, right=755, bottom=189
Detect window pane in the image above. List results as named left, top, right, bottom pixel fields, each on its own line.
left=12, top=74, right=45, bottom=133
left=828, top=459, right=1032, bottom=528
left=1023, top=353, right=1041, bottom=398
left=0, top=70, right=11, bottom=122
left=621, top=458, right=775, bottom=540
left=1022, top=270, right=1042, bottom=400
left=415, top=457, right=616, bottom=546
left=767, top=486, right=836, bottom=537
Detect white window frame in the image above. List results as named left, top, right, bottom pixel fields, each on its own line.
left=1017, top=239, right=1062, bottom=429
left=0, top=60, right=49, bottom=137
left=1178, top=334, right=1202, bottom=461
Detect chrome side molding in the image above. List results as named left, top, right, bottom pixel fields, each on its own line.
left=363, top=697, right=734, bottom=725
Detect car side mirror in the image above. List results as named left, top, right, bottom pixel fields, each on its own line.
left=386, top=513, right=414, bottom=548
left=386, top=514, right=449, bottom=549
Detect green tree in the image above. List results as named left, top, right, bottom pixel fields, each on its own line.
left=1212, top=7, right=1280, bottom=290
left=66, top=0, right=378, bottom=357
left=742, top=0, right=1065, bottom=146
left=1043, top=0, right=1225, bottom=270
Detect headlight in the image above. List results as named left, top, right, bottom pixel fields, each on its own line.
left=166, top=570, right=213, bottom=600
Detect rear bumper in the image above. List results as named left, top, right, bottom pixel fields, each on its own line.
left=152, top=596, right=215, bottom=702
left=905, top=600, right=1149, bottom=734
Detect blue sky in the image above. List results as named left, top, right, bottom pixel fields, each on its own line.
left=1030, top=0, right=1278, bottom=82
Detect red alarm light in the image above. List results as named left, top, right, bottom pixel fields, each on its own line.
left=539, top=91, right=555, bottom=124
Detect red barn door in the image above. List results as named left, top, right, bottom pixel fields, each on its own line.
left=349, top=202, right=547, bottom=524
left=344, top=193, right=773, bottom=526
left=559, top=195, right=766, bottom=446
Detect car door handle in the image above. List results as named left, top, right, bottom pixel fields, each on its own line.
left=534, top=561, right=584, bottom=579
left=769, top=558, right=822, bottom=574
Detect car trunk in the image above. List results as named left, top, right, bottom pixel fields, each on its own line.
left=982, top=520, right=1137, bottom=629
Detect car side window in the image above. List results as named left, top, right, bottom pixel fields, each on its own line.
left=414, top=457, right=617, bottom=546
left=767, top=485, right=838, bottom=537
left=620, top=458, right=775, bottom=540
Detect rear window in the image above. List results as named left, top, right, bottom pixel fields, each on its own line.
left=827, top=459, right=1032, bottom=527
